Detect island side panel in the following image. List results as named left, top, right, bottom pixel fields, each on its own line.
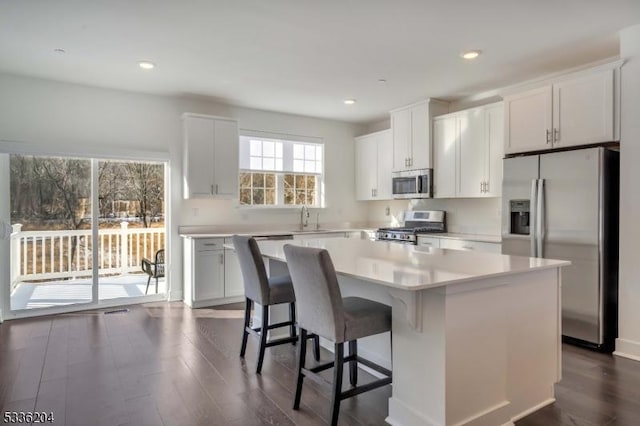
left=503, top=268, right=561, bottom=422
left=443, top=267, right=561, bottom=425
left=388, top=289, right=447, bottom=426
left=387, top=267, right=561, bottom=426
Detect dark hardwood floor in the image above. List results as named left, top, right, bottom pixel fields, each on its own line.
left=0, top=302, right=638, bottom=425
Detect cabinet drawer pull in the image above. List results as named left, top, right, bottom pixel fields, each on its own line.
left=462, top=245, right=474, bottom=250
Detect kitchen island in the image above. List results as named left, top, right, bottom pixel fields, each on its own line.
left=253, top=237, right=570, bottom=426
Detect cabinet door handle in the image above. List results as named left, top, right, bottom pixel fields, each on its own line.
left=546, top=129, right=551, bottom=144
left=554, top=128, right=559, bottom=143
left=485, top=181, right=489, bottom=193
left=219, top=253, right=224, bottom=264
left=374, top=189, right=377, bottom=197
left=409, top=158, right=413, bottom=167
left=215, top=184, right=219, bottom=194
left=371, top=188, right=374, bottom=197
left=210, top=184, right=214, bottom=194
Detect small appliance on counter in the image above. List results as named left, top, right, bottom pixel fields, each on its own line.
left=392, top=169, right=433, bottom=199
left=376, top=210, right=446, bottom=244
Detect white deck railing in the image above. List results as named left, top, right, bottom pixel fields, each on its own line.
left=10, top=223, right=165, bottom=291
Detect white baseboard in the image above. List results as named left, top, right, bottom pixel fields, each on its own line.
left=614, top=338, right=640, bottom=362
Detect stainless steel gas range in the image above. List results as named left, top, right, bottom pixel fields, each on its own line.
left=376, top=210, right=446, bottom=244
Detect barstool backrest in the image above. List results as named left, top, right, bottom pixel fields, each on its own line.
left=232, top=235, right=269, bottom=304
left=283, top=244, right=345, bottom=342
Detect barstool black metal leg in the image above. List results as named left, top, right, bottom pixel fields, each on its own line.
left=313, top=335, right=320, bottom=361
left=240, top=298, right=252, bottom=357
left=256, top=305, right=269, bottom=374
left=145, top=275, right=151, bottom=295
left=293, top=328, right=308, bottom=409
left=348, top=340, right=358, bottom=386
left=289, top=302, right=297, bottom=345
left=155, top=276, right=159, bottom=293
left=330, top=342, right=344, bottom=426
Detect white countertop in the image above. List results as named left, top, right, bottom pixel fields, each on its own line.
left=252, top=238, right=569, bottom=291
left=179, top=226, right=373, bottom=239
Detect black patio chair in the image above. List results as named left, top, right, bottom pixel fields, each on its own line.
left=142, top=249, right=165, bottom=294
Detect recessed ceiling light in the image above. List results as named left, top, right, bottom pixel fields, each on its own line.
left=53, top=48, right=65, bottom=54
left=378, top=79, right=387, bottom=84
left=138, top=61, right=155, bottom=70
left=461, top=50, right=481, bottom=60
left=343, top=99, right=356, bottom=105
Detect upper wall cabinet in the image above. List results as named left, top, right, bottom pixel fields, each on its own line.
left=504, top=66, right=619, bottom=155
left=183, top=113, right=239, bottom=199
left=433, top=102, right=504, bottom=198
left=390, top=99, right=449, bottom=172
left=355, top=129, right=393, bottom=201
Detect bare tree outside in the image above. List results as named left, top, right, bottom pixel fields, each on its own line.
left=9, top=155, right=165, bottom=277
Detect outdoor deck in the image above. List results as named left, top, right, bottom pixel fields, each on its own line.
left=10, top=274, right=166, bottom=310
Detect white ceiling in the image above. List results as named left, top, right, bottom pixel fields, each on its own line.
left=1, top=1, right=639, bottom=124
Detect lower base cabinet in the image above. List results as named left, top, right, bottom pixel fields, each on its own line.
left=183, top=237, right=244, bottom=308
left=224, top=246, right=244, bottom=298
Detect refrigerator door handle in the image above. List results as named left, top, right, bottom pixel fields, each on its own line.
left=530, top=179, right=538, bottom=257
left=537, top=179, right=545, bottom=258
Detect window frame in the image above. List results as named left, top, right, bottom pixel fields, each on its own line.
left=237, top=133, right=325, bottom=209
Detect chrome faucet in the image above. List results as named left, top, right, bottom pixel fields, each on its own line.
left=300, top=205, right=310, bottom=230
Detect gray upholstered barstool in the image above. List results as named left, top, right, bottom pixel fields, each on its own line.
left=232, top=235, right=320, bottom=374
left=283, top=244, right=392, bottom=426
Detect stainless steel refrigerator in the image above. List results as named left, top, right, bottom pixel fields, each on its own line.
left=501, top=147, right=619, bottom=351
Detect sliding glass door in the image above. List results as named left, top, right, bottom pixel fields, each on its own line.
left=9, top=155, right=94, bottom=310
left=96, top=160, right=166, bottom=301
left=1, top=153, right=167, bottom=317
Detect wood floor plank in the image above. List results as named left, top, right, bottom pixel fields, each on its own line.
left=0, top=302, right=639, bottom=425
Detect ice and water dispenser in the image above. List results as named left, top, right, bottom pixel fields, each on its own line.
left=509, top=200, right=530, bottom=235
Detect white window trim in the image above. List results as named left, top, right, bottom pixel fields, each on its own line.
left=237, top=130, right=325, bottom=209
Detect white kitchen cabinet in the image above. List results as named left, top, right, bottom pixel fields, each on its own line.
left=504, top=67, right=618, bottom=155
left=183, top=237, right=244, bottom=308
left=485, top=103, right=504, bottom=197
left=355, top=129, right=393, bottom=201
left=432, top=115, right=457, bottom=198
left=183, top=113, right=239, bottom=199
left=552, top=70, right=615, bottom=149
left=417, top=236, right=440, bottom=248
left=439, top=238, right=502, bottom=253
left=391, top=99, right=449, bottom=172
left=433, top=102, right=503, bottom=198
left=504, top=86, right=552, bottom=155
left=190, top=238, right=225, bottom=303
left=457, top=108, right=486, bottom=197
left=224, top=247, right=244, bottom=298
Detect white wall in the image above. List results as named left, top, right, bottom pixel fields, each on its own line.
left=365, top=198, right=502, bottom=235
left=0, top=73, right=367, bottom=302
left=615, top=24, right=640, bottom=361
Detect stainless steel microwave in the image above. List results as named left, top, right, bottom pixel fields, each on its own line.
left=392, top=169, right=433, bottom=199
